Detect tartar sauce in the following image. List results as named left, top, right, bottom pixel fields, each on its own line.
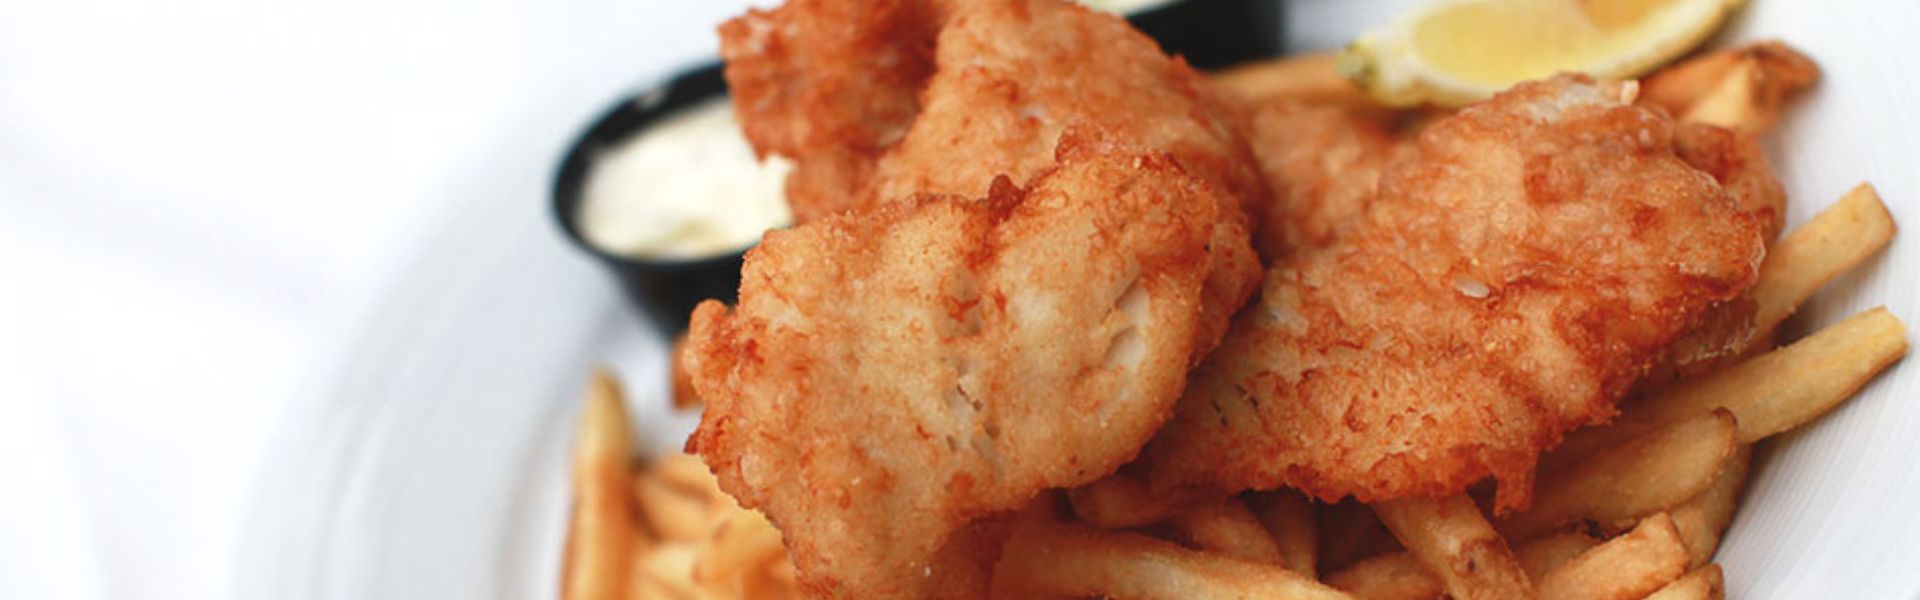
left=1079, top=0, right=1176, bottom=15
left=578, top=97, right=793, bottom=259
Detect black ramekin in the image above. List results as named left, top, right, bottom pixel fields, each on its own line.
left=1131, top=0, right=1285, bottom=70
left=552, top=63, right=742, bottom=336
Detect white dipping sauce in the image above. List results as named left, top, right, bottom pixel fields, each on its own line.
left=1079, top=0, right=1177, bottom=15
left=577, top=97, right=793, bottom=260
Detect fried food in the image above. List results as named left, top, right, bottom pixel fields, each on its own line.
left=991, top=505, right=1353, bottom=600
left=723, top=0, right=1266, bottom=225
left=1641, top=40, right=1820, bottom=134
left=1371, top=494, right=1533, bottom=600
left=1497, top=409, right=1738, bottom=541
left=717, top=0, right=937, bottom=222
left=699, top=1, right=1269, bottom=594
left=1240, top=100, right=1412, bottom=258
left=1534, top=513, right=1691, bottom=600
left=687, top=155, right=1247, bottom=598
left=562, top=371, right=639, bottom=600
left=1143, top=75, right=1767, bottom=510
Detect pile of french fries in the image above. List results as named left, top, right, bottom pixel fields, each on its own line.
left=988, top=46, right=1906, bottom=600
left=562, top=371, right=800, bottom=600
left=563, top=45, right=1906, bottom=600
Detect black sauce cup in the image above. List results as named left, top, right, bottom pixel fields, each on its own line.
left=1131, top=0, right=1285, bottom=70
left=552, top=63, right=744, bottom=335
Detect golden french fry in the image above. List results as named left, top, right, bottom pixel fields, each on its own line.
left=634, top=469, right=723, bottom=543
left=1323, top=553, right=1442, bottom=600
left=1325, top=530, right=1601, bottom=600
left=632, top=544, right=701, bottom=599
left=1536, top=513, right=1690, bottom=600
left=1552, top=306, right=1908, bottom=465
left=1515, top=532, right=1600, bottom=581
left=695, top=509, right=788, bottom=587
left=1067, top=472, right=1192, bottom=528
left=1646, top=564, right=1727, bottom=600
left=1213, top=53, right=1373, bottom=107
left=1753, top=185, right=1898, bottom=344
left=739, top=561, right=801, bottom=600
left=563, top=370, right=639, bottom=600
left=1501, top=410, right=1737, bottom=541
left=991, top=518, right=1354, bottom=600
left=1670, top=445, right=1752, bottom=568
left=1371, top=495, right=1533, bottom=600
left=1681, top=59, right=1768, bottom=131
left=1249, top=490, right=1319, bottom=575
left=1643, top=307, right=1906, bottom=444
left=652, top=453, right=730, bottom=508
left=1165, top=496, right=1287, bottom=565
left=1641, top=40, right=1819, bottom=133
left=1641, top=48, right=1748, bottom=114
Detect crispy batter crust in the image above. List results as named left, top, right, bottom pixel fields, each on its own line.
left=689, top=155, right=1248, bottom=598
left=1143, top=76, right=1765, bottom=511
left=695, top=0, right=1265, bottom=596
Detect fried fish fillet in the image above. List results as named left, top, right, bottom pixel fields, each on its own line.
left=691, top=0, right=1265, bottom=596
left=1141, top=76, right=1766, bottom=511
left=688, top=155, right=1246, bottom=598
left=721, top=0, right=1265, bottom=224
left=1241, top=100, right=1414, bottom=258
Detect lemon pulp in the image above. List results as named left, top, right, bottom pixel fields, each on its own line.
left=1349, top=0, right=1743, bottom=106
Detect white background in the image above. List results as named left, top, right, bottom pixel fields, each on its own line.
left=0, top=1, right=774, bottom=598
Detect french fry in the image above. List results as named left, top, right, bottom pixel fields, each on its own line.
left=1641, top=48, right=1748, bottom=114
left=1249, top=489, right=1319, bottom=575
left=1166, top=496, right=1287, bottom=564
left=1536, top=513, right=1690, bottom=600
left=1515, top=532, right=1600, bottom=581
left=1067, top=471, right=1192, bottom=528
left=1681, top=59, right=1768, bottom=131
left=1324, top=553, right=1442, bottom=600
left=1670, top=445, right=1752, bottom=568
left=563, top=370, right=639, bottom=600
left=651, top=453, right=730, bottom=509
left=635, top=468, right=723, bottom=542
left=739, top=562, right=801, bottom=600
left=1641, top=40, right=1819, bottom=133
left=1752, top=184, right=1898, bottom=344
left=992, top=518, right=1354, bottom=600
left=1213, top=53, right=1373, bottom=107
left=1552, top=306, right=1908, bottom=464
left=1371, top=495, right=1533, bottom=600
left=1645, top=564, right=1726, bottom=600
left=1499, top=410, right=1737, bottom=541
left=1324, top=531, right=1595, bottom=600
left=1639, top=307, right=1906, bottom=444
left=695, top=509, right=788, bottom=589
left=632, top=544, right=701, bottom=599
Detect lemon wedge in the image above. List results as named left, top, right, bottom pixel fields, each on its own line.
left=1340, top=0, right=1746, bottom=107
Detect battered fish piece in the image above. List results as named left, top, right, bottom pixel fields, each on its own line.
left=1142, top=76, right=1766, bottom=511
left=688, top=155, right=1246, bottom=598
left=692, top=0, right=1265, bottom=596
left=1242, top=100, right=1413, bottom=258
left=718, top=0, right=939, bottom=222
left=722, top=0, right=1266, bottom=224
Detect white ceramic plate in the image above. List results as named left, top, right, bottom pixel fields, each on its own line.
left=236, top=2, right=1920, bottom=598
